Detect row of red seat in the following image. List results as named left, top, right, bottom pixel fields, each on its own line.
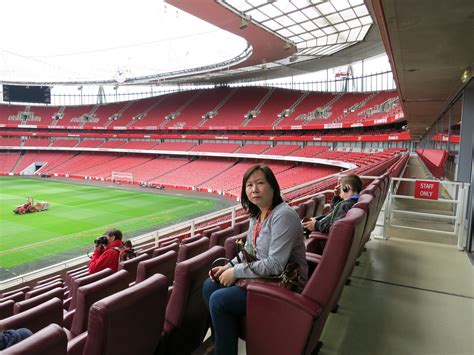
left=0, top=88, right=399, bottom=129
left=416, top=149, right=447, bottom=178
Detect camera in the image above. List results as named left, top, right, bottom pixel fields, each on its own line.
left=94, top=236, right=108, bottom=246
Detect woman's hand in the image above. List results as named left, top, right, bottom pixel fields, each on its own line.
left=209, top=265, right=229, bottom=282
left=218, top=267, right=236, bottom=287
left=303, top=218, right=316, bottom=232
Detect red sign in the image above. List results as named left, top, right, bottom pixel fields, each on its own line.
left=414, top=180, right=440, bottom=200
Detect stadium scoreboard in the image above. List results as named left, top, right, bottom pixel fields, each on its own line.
left=3, top=84, right=51, bottom=104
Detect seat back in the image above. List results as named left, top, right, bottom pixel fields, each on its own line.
left=353, top=194, right=377, bottom=252
left=136, top=250, right=178, bottom=285
left=14, top=287, right=64, bottom=314
left=1, top=286, right=31, bottom=298
left=1, top=323, right=67, bottom=355
left=161, top=246, right=225, bottom=354
left=153, top=242, right=179, bottom=257
left=302, top=207, right=367, bottom=353
left=234, top=219, right=250, bottom=234
left=69, top=268, right=113, bottom=311
left=0, top=291, right=25, bottom=304
left=82, top=274, right=168, bottom=355
left=26, top=280, right=63, bottom=299
left=292, top=204, right=306, bottom=219
left=209, top=226, right=237, bottom=247
left=180, top=233, right=203, bottom=245
left=0, top=297, right=63, bottom=333
left=0, top=300, right=15, bottom=319
left=312, top=194, right=326, bottom=217
left=223, top=232, right=247, bottom=259
left=302, top=199, right=316, bottom=219
left=70, top=270, right=129, bottom=337
left=176, top=237, right=209, bottom=263
left=201, top=225, right=221, bottom=238
left=118, top=253, right=150, bottom=284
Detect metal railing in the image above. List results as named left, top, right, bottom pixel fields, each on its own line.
left=383, top=177, right=470, bottom=250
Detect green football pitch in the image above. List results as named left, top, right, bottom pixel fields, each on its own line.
left=0, top=177, right=217, bottom=269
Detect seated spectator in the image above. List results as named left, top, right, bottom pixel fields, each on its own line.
left=0, top=328, right=33, bottom=350
left=89, top=228, right=124, bottom=273
left=202, top=164, right=308, bottom=355
left=303, top=174, right=362, bottom=234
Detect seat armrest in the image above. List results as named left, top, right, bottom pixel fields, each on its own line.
left=63, top=309, right=75, bottom=330
left=308, top=231, right=328, bottom=240
left=247, top=283, right=321, bottom=316
left=63, top=296, right=72, bottom=310
left=67, top=331, right=87, bottom=355
left=246, top=284, right=322, bottom=355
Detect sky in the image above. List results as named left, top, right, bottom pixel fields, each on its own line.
left=0, top=0, right=246, bottom=83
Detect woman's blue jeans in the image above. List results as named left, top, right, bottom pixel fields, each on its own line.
left=202, top=278, right=247, bottom=355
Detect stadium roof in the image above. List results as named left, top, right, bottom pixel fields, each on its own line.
left=371, top=0, right=474, bottom=138
left=0, top=0, right=385, bottom=86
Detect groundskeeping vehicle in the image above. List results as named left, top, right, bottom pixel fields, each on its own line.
left=13, top=201, right=49, bottom=215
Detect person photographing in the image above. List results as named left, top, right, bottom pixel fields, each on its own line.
left=88, top=228, right=124, bottom=273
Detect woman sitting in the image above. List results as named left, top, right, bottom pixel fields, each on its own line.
left=202, top=164, right=308, bottom=355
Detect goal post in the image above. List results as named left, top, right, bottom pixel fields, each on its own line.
left=111, top=171, right=134, bottom=184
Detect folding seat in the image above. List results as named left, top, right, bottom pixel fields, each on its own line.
left=64, top=270, right=129, bottom=338
left=153, top=242, right=179, bottom=257
left=0, top=300, right=15, bottom=319
left=1, top=323, right=67, bottom=355
left=312, top=194, right=326, bottom=217
left=233, top=218, right=249, bottom=234
left=118, top=253, right=150, bottom=284
left=209, top=226, right=237, bottom=247
left=14, top=287, right=64, bottom=314
left=157, top=246, right=225, bottom=355
left=223, top=232, right=247, bottom=259
left=245, top=208, right=367, bottom=355
left=176, top=237, right=209, bottom=263
left=301, top=199, right=316, bottom=219
left=136, top=250, right=178, bottom=286
left=67, top=274, right=168, bottom=355
left=159, top=237, right=180, bottom=247
left=200, top=225, right=221, bottom=238
left=292, top=204, right=306, bottom=219
left=180, top=233, right=204, bottom=245
left=0, top=291, right=25, bottom=304
left=26, top=280, right=63, bottom=299
left=0, top=297, right=64, bottom=333
left=36, top=274, right=64, bottom=287
left=0, top=286, right=30, bottom=298
left=65, top=265, right=89, bottom=289
left=67, top=268, right=114, bottom=311
left=136, top=243, right=160, bottom=257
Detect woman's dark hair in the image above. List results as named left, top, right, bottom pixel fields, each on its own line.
left=105, top=228, right=123, bottom=240
left=240, top=164, right=283, bottom=218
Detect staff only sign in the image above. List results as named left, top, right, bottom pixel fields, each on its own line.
left=414, top=180, right=440, bottom=200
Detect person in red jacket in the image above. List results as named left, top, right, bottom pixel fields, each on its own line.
left=89, top=228, right=124, bottom=273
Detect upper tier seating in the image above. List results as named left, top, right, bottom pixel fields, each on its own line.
left=0, top=137, right=22, bottom=146
left=0, top=104, right=25, bottom=125
left=202, top=87, right=271, bottom=128
left=25, top=105, right=59, bottom=126
left=191, top=142, right=241, bottom=153
left=235, top=144, right=271, bottom=154
left=0, top=152, right=21, bottom=173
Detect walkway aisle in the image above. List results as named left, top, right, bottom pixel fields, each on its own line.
left=319, top=237, right=474, bottom=355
